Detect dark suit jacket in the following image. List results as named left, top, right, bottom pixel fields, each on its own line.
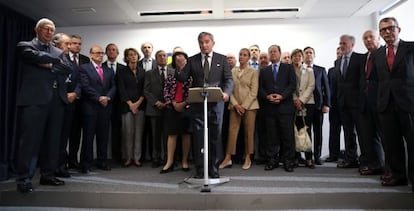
left=64, top=54, right=81, bottom=96
left=16, top=38, right=69, bottom=106
left=117, top=65, right=146, bottom=114
left=144, top=66, right=174, bottom=116
left=360, top=52, right=380, bottom=113
left=372, top=40, right=414, bottom=112
left=313, top=65, right=331, bottom=109
left=138, top=58, right=157, bottom=71
left=334, top=52, right=364, bottom=109
left=79, top=62, right=116, bottom=115
left=327, top=66, right=338, bottom=110
left=78, top=53, right=90, bottom=65
left=176, top=52, right=233, bottom=116
left=258, top=63, right=296, bottom=114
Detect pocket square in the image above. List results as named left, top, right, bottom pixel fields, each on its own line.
left=217, top=64, right=221, bottom=67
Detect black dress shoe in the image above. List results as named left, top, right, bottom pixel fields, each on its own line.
left=305, top=161, right=315, bottom=169
left=40, top=177, right=65, bottom=186
left=297, top=157, right=306, bottom=165
left=359, top=167, right=383, bottom=176
left=209, top=171, right=220, bottom=178
left=381, top=177, right=408, bottom=186
left=380, top=172, right=392, bottom=181
left=314, top=159, right=323, bottom=165
left=97, top=163, right=111, bottom=171
left=337, top=160, right=359, bottom=168
left=160, top=166, right=174, bottom=174
left=55, top=169, right=71, bottom=178
left=264, top=162, right=279, bottom=171
left=182, top=167, right=190, bottom=172
left=194, top=168, right=203, bottom=178
left=17, top=183, right=33, bottom=193
left=284, top=165, right=294, bottom=172
left=324, top=157, right=338, bottom=162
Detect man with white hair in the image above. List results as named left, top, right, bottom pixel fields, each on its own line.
left=15, top=18, right=70, bottom=193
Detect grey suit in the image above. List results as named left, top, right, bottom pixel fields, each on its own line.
left=176, top=52, right=233, bottom=176
left=144, top=66, right=174, bottom=162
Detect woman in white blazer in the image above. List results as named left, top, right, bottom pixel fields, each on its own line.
left=291, top=49, right=316, bottom=168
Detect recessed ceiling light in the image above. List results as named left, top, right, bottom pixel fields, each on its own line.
left=71, top=7, right=96, bottom=14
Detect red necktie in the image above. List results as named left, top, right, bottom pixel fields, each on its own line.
left=366, top=54, right=372, bottom=79
left=73, top=54, right=78, bottom=66
left=387, top=45, right=394, bottom=71
left=96, top=65, right=104, bottom=82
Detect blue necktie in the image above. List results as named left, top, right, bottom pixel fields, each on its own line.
left=342, top=56, right=348, bottom=76
left=272, top=64, right=278, bottom=82
left=252, top=62, right=258, bottom=70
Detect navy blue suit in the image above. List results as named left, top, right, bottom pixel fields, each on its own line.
left=16, top=38, right=69, bottom=185
left=79, top=62, right=116, bottom=169
left=327, top=66, right=342, bottom=159
left=309, top=65, right=330, bottom=161
left=259, top=62, right=296, bottom=165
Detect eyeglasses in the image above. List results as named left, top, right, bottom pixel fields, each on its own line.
left=380, top=25, right=397, bottom=33
left=91, top=52, right=105, bottom=55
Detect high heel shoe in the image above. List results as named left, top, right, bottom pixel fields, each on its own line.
left=160, top=165, right=174, bottom=174
left=134, top=160, right=142, bottom=167
left=242, top=161, right=251, bottom=170
left=123, top=160, right=132, bottom=167
left=181, top=163, right=190, bottom=172
left=219, top=160, right=232, bottom=169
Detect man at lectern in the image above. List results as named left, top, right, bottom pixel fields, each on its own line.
left=175, top=32, right=233, bottom=178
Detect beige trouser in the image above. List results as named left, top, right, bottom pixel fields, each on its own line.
left=226, top=109, right=257, bottom=155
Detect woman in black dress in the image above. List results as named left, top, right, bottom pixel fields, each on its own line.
left=160, top=52, right=192, bottom=173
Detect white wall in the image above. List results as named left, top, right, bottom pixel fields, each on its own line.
left=60, top=16, right=374, bottom=68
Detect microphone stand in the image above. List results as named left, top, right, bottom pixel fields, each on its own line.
left=185, top=81, right=229, bottom=192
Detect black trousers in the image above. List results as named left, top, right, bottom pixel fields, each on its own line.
left=358, top=105, right=384, bottom=169
left=310, top=108, right=324, bottom=160
left=192, top=109, right=223, bottom=172
left=80, top=106, right=111, bottom=168
left=328, top=108, right=342, bottom=159
left=16, top=90, right=64, bottom=184
left=58, top=102, right=76, bottom=169
left=148, top=116, right=164, bottom=162
left=265, top=111, right=295, bottom=165
left=378, top=101, right=414, bottom=183
left=68, top=100, right=82, bottom=164
left=339, top=107, right=361, bottom=162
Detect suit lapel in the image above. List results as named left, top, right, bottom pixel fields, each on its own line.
left=393, top=40, right=406, bottom=70
left=89, top=63, right=103, bottom=85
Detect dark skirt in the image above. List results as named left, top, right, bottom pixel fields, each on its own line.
left=164, top=107, right=192, bottom=135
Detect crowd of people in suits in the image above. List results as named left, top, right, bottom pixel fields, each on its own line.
left=14, top=16, right=413, bottom=193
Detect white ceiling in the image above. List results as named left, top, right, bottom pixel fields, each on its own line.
left=0, top=0, right=399, bottom=27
